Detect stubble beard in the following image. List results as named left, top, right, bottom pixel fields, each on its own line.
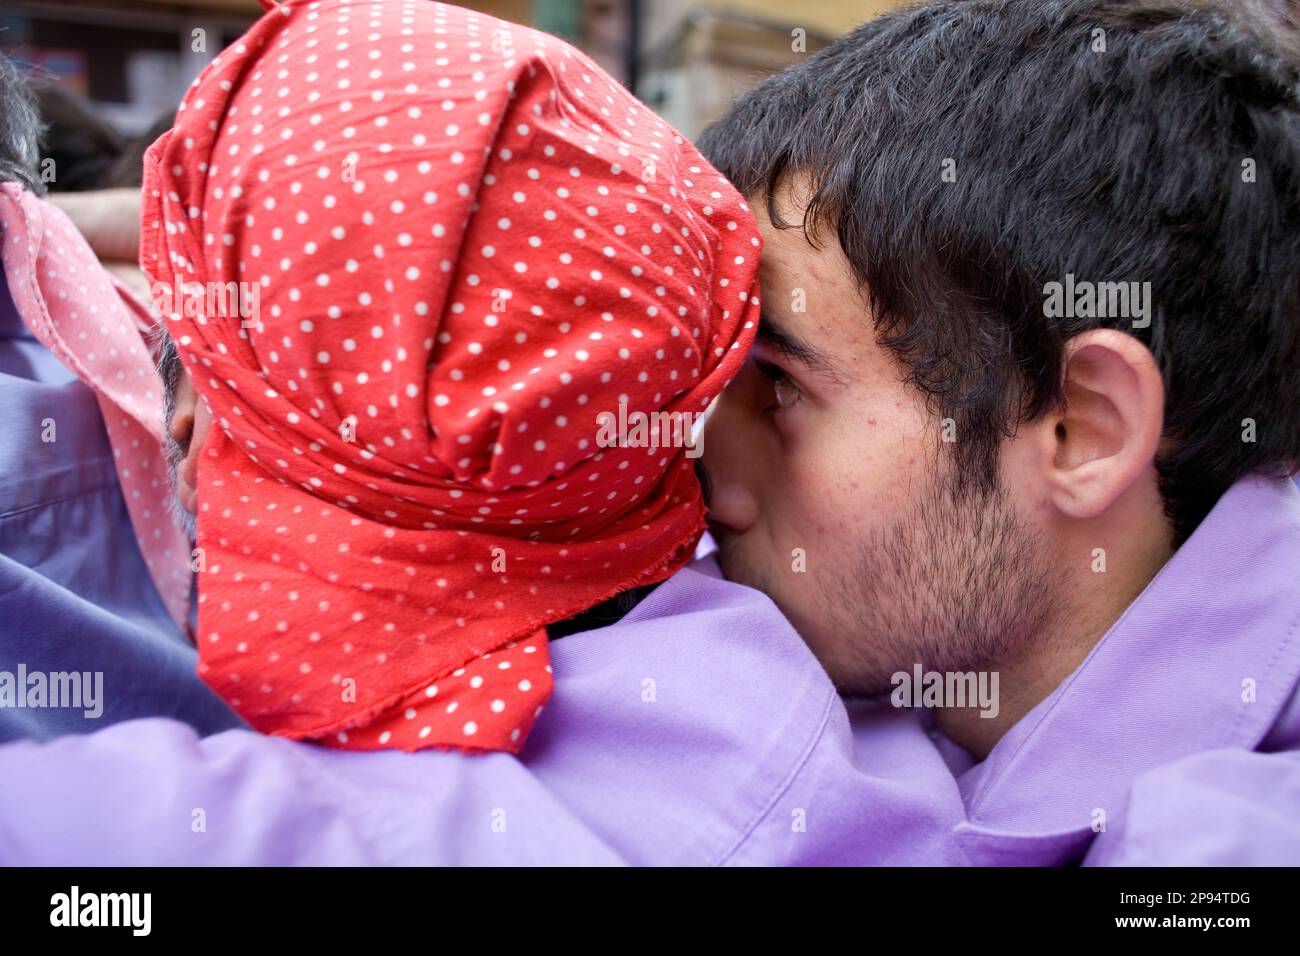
left=717, top=472, right=1056, bottom=697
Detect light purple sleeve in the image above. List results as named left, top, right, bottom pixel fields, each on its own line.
left=0, top=559, right=885, bottom=866
left=0, top=717, right=627, bottom=865
left=1084, top=748, right=1300, bottom=866
left=0, top=558, right=988, bottom=866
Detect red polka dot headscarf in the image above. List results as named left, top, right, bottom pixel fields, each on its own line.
left=140, top=0, right=761, bottom=753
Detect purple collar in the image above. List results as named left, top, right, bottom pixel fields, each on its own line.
left=951, top=475, right=1300, bottom=862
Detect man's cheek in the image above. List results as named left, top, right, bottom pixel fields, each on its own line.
left=765, top=468, right=850, bottom=572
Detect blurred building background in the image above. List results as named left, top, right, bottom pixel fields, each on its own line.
left=0, top=0, right=906, bottom=190
left=579, top=0, right=904, bottom=135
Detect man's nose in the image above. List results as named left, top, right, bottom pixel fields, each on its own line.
left=700, top=374, right=762, bottom=534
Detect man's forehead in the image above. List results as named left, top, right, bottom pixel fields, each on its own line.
left=751, top=198, right=873, bottom=380
left=751, top=182, right=862, bottom=300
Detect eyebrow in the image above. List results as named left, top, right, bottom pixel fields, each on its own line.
left=756, top=311, right=843, bottom=382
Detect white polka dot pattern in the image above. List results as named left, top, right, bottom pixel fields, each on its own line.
left=139, top=0, right=762, bottom=753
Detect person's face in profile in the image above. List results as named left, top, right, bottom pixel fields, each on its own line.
left=158, top=333, right=212, bottom=540
left=702, top=190, right=1054, bottom=696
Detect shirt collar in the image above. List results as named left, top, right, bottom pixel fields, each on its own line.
left=951, top=475, right=1300, bottom=861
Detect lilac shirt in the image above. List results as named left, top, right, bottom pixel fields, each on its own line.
left=0, top=475, right=1296, bottom=865
left=0, top=271, right=244, bottom=743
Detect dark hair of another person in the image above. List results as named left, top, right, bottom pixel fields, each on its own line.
left=699, top=0, right=1300, bottom=545
left=103, top=110, right=176, bottom=189
left=26, top=76, right=124, bottom=192
left=0, top=53, right=45, bottom=194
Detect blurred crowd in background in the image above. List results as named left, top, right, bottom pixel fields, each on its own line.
left=2, top=0, right=912, bottom=197
left=10, top=0, right=1299, bottom=196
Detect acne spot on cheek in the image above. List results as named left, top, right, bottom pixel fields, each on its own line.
left=867, top=418, right=877, bottom=426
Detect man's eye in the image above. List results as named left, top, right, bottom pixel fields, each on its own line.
left=755, top=360, right=802, bottom=410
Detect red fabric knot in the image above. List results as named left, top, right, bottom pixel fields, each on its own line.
left=140, top=0, right=761, bottom=754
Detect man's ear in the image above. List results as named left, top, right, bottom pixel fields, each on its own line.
left=1041, top=328, right=1164, bottom=520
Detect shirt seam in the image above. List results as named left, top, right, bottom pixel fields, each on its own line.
left=1225, top=604, right=1300, bottom=750
left=712, top=684, right=836, bottom=867
left=0, top=480, right=122, bottom=521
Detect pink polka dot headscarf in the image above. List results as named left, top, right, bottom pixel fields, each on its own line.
left=140, top=0, right=761, bottom=753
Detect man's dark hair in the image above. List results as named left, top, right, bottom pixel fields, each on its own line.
left=699, top=0, right=1300, bottom=544
left=0, top=53, right=44, bottom=194
left=26, top=77, right=124, bottom=192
